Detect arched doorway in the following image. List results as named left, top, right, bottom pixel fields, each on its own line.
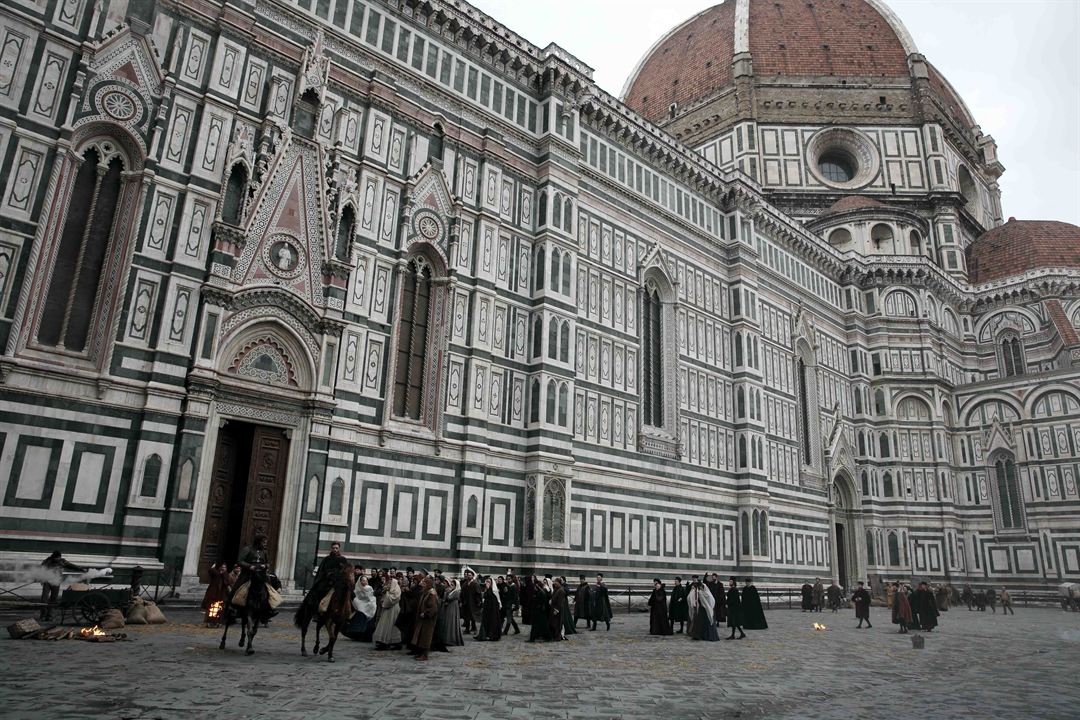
left=829, top=474, right=864, bottom=591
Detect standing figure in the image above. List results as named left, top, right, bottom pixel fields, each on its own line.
left=827, top=580, right=842, bottom=612
left=986, top=587, right=998, bottom=614
left=590, top=573, right=613, bottom=631
left=202, top=562, right=230, bottom=625
left=741, top=578, right=768, bottom=630
left=648, top=579, right=673, bottom=635
left=800, top=581, right=814, bottom=612
left=549, top=578, right=567, bottom=641
left=812, top=578, right=825, bottom=613
left=527, top=577, right=553, bottom=642
left=343, top=574, right=377, bottom=641
left=910, top=581, right=940, bottom=632
left=726, top=577, right=746, bottom=640
left=373, top=575, right=402, bottom=650
left=520, top=573, right=535, bottom=625
left=574, top=575, right=593, bottom=629
left=687, top=582, right=720, bottom=641
left=961, top=583, right=974, bottom=610
left=501, top=575, right=521, bottom=635
left=410, top=577, right=440, bottom=661
left=439, top=578, right=465, bottom=647
left=1000, top=587, right=1015, bottom=615
left=890, top=582, right=912, bottom=634
left=39, top=550, right=85, bottom=621
left=705, top=573, right=725, bottom=625
left=475, top=577, right=503, bottom=642
left=558, top=578, right=577, bottom=638
left=852, top=581, right=872, bottom=628
left=668, top=577, right=689, bottom=633
left=460, top=568, right=482, bottom=634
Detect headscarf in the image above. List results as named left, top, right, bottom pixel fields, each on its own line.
left=542, top=577, right=554, bottom=594
left=486, top=577, right=502, bottom=608
left=688, top=583, right=715, bottom=625
left=353, top=579, right=377, bottom=617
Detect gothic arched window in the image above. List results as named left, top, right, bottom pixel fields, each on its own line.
left=741, top=511, right=750, bottom=555
left=883, top=472, right=894, bottom=498
left=38, top=145, right=125, bottom=352
left=293, top=88, right=320, bottom=139
left=140, top=455, right=162, bottom=498
left=534, top=246, right=545, bottom=292
left=392, top=258, right=433, bottom=420
left=641, top=285, right=663, bottom=427
left=529, top=378, right=541, bottom=423
left=559, top=321, right=570, bottom=363
left=751, top=510, right=761, bottom=555
left=537, top=191, right=548, bottom=227
left=546, top=379, right=557, bottom=421
left=542, top=478, right=566, bottom=543
left=466, top=495, right=479, bottom=528
left=993, top=453, right=1024, bottom=530
left=558, top=383, right=569, bottom=426
left=221, top=162, right=248, bottom=225
left=335, top=205, right=355, bottom=261
left=561, top=253, right=572, bottom=294
left=549, top=248, right=561, bottom=291
left=888, top=532, right=900, bottom=565
left=547, top=318, right=559, bottom=359
left=562, top=198, right=573, bottom=231
left=797, top=357, right=812, bottom=464
left=758, top=511, right=768, bottom=557
left=532, top=315, right=543, bottom=359
left=999, top=335, right=1025, bottom=378
left=866, top=530, right=875, bottom=562
left=329, top=478, right=345, bottom=516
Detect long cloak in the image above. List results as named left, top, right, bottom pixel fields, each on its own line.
left=461, top=579, right=482, bottom=624
left=574, top=582, right=593, bottom=622
left=687, top=586, right=719, bottom=641
left=852, top=587, right=872, bottom=620
left=373, top=578, right=402, bottom=645
left=801, top=583, right=814, bottom=611
left=713, top=582, right=727, bottom=622
left=812, top=582, right=825, bottom=611
left=726, top=587, right=743, bottom=628
left=549, top=585, right=567, bottom=639
left=668, top=584, right=690, bottom=623
left=343, top=584, right=377, bottom=641
left=741, top=585, right=768, bottom=629
left=560, top=588, right=577, bottom=636
left=648, top=587, right=673, bottom=635
left=475, top=588, right=502, bottom=641
left=439, top=587, right=465, bottom=646
left=827, top=584, right=842, bottom=610
left=911, top=588, right=940, bottom=630
left=411, top=588, right=439, bottom=650
left=892, top=589, right=913, bottom=628
left=520, top=577, right=535, bottom=625
left=590, top=583, right=613, bottom=623
left=528, top=587, right=552, bottom=641
left=396, top=582, right=420, bottom=645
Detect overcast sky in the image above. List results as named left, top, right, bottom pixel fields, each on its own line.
left=470, top=0, right=1080, bottom=226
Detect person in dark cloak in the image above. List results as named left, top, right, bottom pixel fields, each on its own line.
left=668, top=577, right=689, bottom=633
left=827, top=580, right=842, bottom=612
left=460, top=569, right=482, bottom=633
left=986, top=587, right=998, bottom=614
left=409, top=577, right=440, bottom=661
left=302, top=542, right=349, bottom=617
left=558, top=579, right=577, bottom=637
left=891, top=582, right=913, bottom=634
left=961, top=583, right=974, bottom=610
left=501, top=575, right=521, bottom=635
left=589, top=573, right=613, bottom=631
left=801, top=581, right=814, bottom=611
left=705, top=573, right=725, bottom=625
left=474, top=577, right=503, bottom=641
left=549, top=578, right=568, bottom=640
left=573, top=575, right=592, bottom=628
left=911, top=581, right=940, bottom=631
left=648, top=579, right=673, bottom=635
left=527, top=577, right=552, bottom=642
left=39, top=550, right=85, bottom=621
left=397, top=575, right=421, bottom=650
left=936, top=584, right=951, bottom=611
left=741, top=578, right=768, bottom=630
left=726, top=576, right=745, bottom=639
left=812, top=578, right=825, bottom=612
left=852, top=580, right=872, bottom=628
left=974, top=589, right=987, bottom=611
left=202, top=562, right=229, bottom=623
left=520, top=573, right=535, bottom=625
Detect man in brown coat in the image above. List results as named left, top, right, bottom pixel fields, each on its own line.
left=410, top=576, right=440, bottom=661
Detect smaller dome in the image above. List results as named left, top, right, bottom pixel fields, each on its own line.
left=967, top=219, right=1080, bottom=283
left=822, top=195, right=886, bottom=215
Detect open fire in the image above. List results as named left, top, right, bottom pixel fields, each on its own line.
left=80, top=625, right=107, bottom=638
left=812, top=623, right=828, bottom=631
left=207, top=600, right=224, bottom=624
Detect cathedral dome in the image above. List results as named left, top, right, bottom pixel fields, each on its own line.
left=966, top=219, right=1080, bottom=284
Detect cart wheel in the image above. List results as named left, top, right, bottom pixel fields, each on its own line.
left=78, top=592, right=111, bottom=624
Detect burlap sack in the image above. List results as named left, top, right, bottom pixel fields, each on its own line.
left=231, top=581, right=249, bottom=607
left=126, top=603, right=148, bottom=624
left=100, top=608, right=125, bottom=630
left=318, top=588, right=335, bottom=613
left=143, top=601, right=167, bottom=624
left=68, top=582, right=91, bottom=591
left=267, top=585, right=282, bottom=609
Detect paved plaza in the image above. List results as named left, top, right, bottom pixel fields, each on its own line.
left=1, top=605, right=1078, bottom=719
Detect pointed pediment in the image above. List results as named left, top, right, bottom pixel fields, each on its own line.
left=90, top=27, right=164, bottom=94
left=984, top=418, right=1015, bottom=455
left=639, top=241, right=677, bottom=287
left=406, top=162, right=457, bottom=218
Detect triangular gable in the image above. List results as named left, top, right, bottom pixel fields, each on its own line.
left=984, top=418, right=1015, bottom=456
left=639, top=241, right=676, bottom=291
left=89, top=27, right=164, bottom=94
left=406, top=161, right=457, bottom=218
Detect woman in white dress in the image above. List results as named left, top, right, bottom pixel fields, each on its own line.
left=373, top=576, right=402, bottom=650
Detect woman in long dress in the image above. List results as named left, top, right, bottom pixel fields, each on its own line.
left=648, top=579, right=673, bottom=635
left=373, top=576, right=402, bottom=650
left=344, top=575, right=377, bottom=641
left=439, top=579, right=465, bottom=647
left=687, top=582, right=719, bottom=641
left=475, top=577, right=503, bottom=641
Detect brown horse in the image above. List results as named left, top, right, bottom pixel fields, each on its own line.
left=295, top=565, right=355, bottom=662
left=220, top=567, right=273, bottom=656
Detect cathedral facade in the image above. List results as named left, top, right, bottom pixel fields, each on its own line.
left=1, top=0, right=1077, bottom=592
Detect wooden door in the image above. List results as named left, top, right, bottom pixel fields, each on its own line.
left=238, top=426, right=290, bottom=568
left=198, top=427, right=239, bottom=582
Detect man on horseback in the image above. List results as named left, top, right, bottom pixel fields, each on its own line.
left=305, top=542, right=349, bottom=612
left=232, top=533, right=270, bottom=601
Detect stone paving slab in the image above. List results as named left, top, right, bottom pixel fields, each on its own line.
left=1, top=606, right=1078, bottom=719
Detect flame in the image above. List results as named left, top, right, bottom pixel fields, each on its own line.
left=208, top=600, right=224, bottom=620
left=80, top=625, right=106, bottom=637
left=812, top=623, right=828, bottom=631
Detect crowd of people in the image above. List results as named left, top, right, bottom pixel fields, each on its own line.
left=646, top=574, right=768, bottom=641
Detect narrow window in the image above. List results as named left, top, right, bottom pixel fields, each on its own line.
left=798, top=358, right=811, bottom=464
left=888, top=533, right=900, bottom=565
left=329, top=478, right=345, bottom=515
left=39, top=146, right=124, bottom=352
left=995, top=455, right=1024, bottom=529
left=534, top=246, right=545, bottom=292
left=222, top=163, right=248, bottom=225
left=558, top=383, right=569, bottom=426
left=467, top=495, right=479, bottom=528
left=529, top=378, right=541, bottom=423
left=641, top=286, right=663, bottom=426
left=392, top=259, right=432, bottom=419
left=335, top=205, right=355, bottom=261
left=140, top=455, right=162, bottom=498
left=546, top=380, right=557, bottom=423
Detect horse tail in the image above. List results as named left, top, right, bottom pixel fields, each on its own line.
left=294, top=599, right=313, bottom=629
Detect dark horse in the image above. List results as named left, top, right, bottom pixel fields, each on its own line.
left=219, top=567, right=273, bottom=655
left=295, top=565, right=355, bottom=662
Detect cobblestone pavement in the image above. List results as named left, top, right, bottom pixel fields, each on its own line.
left=1, top=604, right=1078, bottom=720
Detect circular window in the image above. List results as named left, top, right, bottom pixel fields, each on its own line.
left=806, top=128, right=880, bottom=189
left=819, top=151, right=856, bottom=183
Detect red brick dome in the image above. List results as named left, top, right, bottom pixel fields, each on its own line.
left=622, top=0, right=916, bottom=124
left=966, top=219, right=1080, bottom=284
